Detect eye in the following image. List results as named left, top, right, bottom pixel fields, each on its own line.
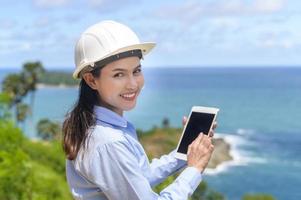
left=113, top=73, right=124, bottom=78
left=133, top=68, right=142, bottom=75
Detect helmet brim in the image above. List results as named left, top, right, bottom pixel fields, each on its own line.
left=73, top=42, right=156, bottom=79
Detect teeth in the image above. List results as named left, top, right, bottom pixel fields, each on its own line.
left=121, top=93, right=136, bottom=98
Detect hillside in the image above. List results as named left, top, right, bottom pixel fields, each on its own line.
left=138, top=127, right=232, bottom=169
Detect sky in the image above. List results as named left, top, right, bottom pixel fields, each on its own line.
left=1, top=0, right=301, bottom=69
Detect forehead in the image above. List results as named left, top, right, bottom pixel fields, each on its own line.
left=102, top=56, right=141, bottom=72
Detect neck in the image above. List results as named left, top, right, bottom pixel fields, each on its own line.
left=98, top=101, right=123, bottom=117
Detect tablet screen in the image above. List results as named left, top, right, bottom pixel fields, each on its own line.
left=177, top=111, right=215, bottom=154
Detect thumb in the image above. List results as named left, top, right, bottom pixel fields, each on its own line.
left=182, top=116, right=187, bottom=126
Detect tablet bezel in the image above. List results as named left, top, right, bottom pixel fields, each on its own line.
left=175, top=106, right=219, bottom=161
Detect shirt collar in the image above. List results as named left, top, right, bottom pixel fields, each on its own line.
left=94, top=106, right=128, bottom=128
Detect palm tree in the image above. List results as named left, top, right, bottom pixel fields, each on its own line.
left=16, top=103, right=31, bottom=128
left=2, top=74, right=28, bottom=121
left=22, top=61, right=45, bottom=113
left=37, top=118, right=61, bottom=141
left=1, top=62, right=45, bottom=130
left=2, top=74, right=28, bottom=106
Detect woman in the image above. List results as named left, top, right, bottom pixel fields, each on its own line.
left=63, top=20, right=216, bottom=200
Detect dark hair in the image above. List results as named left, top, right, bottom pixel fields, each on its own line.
left=62, top=67, right=101, bottom=160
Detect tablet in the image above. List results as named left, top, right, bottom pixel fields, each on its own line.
left=175, top=106, right=219, bottom=160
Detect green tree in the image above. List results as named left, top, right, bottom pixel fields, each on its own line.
left=0, top=92, right=11, bottom=120
left=162, top=117, right=170, bottom=128
left=1, top=61, right=45, bottom=128
left=191, top=181, right=208, bottom=200
left=242, top=193, right=276, bottom=200
left=37, top=118, right=61, bottom=141
left=1, top=73, right=30, bottom=125
left=206, top=190, right=225, bottom=200
left=153, top=172, right=225, bottom=200
left=16, top=103, right=31, bottom=127
left=0, top=120, right=72, bottom=199
left=191, top=182, right=225, bottom=200
left=22, top=61, right=45, bottom=112
left=2, top=73, right=28, bottom=107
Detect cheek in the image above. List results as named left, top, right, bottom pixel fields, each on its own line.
left=97, top=79, right=122, bottom=97
left=138, top=75, right=145, bottom=88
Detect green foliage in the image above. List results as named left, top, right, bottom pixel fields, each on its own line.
left=1, top=61, right=45, bottom=125
left=152, top=172, right=225, bottom=200
left=0, top=92, right=12, bottom=121
left=0, top=120, right=72, bottom=199
left=39, top=71, right=79, bottom=86
left=191, top=181, right=208, bottom=200
left=26, top=161, right=70, bottom=200
left=0, top=121, right=24, bottom=152
left=2, top=73, right=28, bottom=106
left=0, top=149, right=31, bottom=200
left=162, top=117, right=170, bottom=128
left=36, top=118, right=62, bottom=141
left=205, top=190, right=225, bottom=200
left=22, top=61, right=45, bottom=91
left=242, top=193, right=276, bottom=200
left=153, top=175, right=176, bottom=193
left=16, top=103, right=31, bottom=123
left=22, top=140, right=65, bottom=174
left=139, top=127, right=225, bottom=199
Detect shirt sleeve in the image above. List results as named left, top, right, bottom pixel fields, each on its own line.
left=88, top=141, right=202, bottom=200
left=147, top=150, right=187, bottom=186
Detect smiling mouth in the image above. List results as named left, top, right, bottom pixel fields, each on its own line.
left=120, top=92, right=137, bottom=101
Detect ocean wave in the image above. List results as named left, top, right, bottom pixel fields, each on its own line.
left=205, top=133, right=267, bottom=175
left=236, top=128, right=256, bottom=136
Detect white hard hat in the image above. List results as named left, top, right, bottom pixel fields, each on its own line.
left=73, top=20, right=156, bottom=79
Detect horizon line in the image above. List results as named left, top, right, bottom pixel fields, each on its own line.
left=1, top=65, right=301, bottom=70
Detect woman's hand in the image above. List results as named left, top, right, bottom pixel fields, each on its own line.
left=182, top=116, right=218, bottom=173
left=182, top=116, right=218, bottom=137
left=187, top=133, right=214, bottom=173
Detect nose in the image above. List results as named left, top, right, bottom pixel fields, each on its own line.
left=126, top=75, right=138, bottom=90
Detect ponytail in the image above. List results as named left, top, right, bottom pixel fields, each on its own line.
left=63, top=68, right=101, bottom=160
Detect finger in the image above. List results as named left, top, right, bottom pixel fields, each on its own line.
left=212, top=121, right=218, bottom=130
left=195, top=132, right=205, bottom=146
left=182, top=116, right=187, bottom=126
left=209, top=130, right=214, bottom=137
left=191, top=132, right=203, bottom=147
left=201, top=135, right=212, bottom=148
left=187, top=144, right=192, bottom=155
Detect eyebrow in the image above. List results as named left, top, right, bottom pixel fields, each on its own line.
left=112, top=64, right=141, bottom=72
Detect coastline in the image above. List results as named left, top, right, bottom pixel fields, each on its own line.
left=206, top=137, right=232, bottom=170
left=37, top=83, right=78, bottom=89
left=205, top=133, right=251, bottom=175
left=139, top=128, right=236, bottom=175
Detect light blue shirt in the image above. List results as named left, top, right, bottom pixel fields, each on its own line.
left=66, top=106, right=203, bottom=200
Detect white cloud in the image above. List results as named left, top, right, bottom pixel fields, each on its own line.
left=257, top=30, right=296, bottom=49
left=87, top=0, right=139, bottom=12
left=154, top=0, right=287, bottom=24
left=88, top=0, right=105, bottom=7
left=0, top=19, right=17, bottom=29
left=0, top=41, right=32, bottom=55
left=210, top=17, right=240, bottom=30
left=33, top=0, right=70, bottom=8
left=253, top=0, right=286, bottom=13
left=34, top=17, right=50, bottom=27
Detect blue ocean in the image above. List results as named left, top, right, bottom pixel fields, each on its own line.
left=1, top=67, right=300, bottom=200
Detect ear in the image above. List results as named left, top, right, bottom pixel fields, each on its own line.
left=82, top=73, right=98, bottom=90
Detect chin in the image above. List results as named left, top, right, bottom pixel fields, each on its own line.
left=122, top=102, right=137, bottom=111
